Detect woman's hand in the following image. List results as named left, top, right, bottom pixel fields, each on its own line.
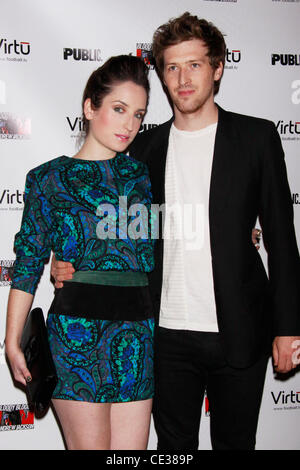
left=5, top=288, right=34, bottom=386
left=5, top=343, right=31, bottom=386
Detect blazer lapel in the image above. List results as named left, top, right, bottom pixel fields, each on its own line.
left=209, top=106, right=239, bottom=234
left=148, top=118, right=173, bottom=205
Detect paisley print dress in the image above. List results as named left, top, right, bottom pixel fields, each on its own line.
left=11, top=154, right=155, bottom=402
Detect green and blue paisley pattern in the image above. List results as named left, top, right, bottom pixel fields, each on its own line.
left=11, top=154, right=155, bottom=295
left=47, top=314, right=154, bottom=402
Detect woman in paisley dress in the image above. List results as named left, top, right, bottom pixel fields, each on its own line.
left=5, top=55, right=155, bottom=450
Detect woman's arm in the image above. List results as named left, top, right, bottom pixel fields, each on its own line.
left=6, top=168, right=54, bottom=385
left=5, top=289, right=34, bottom=386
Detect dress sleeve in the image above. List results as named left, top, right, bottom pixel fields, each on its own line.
left=11, top=170, right=54, bottom=295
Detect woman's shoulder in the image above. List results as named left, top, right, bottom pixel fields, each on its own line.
left=26, top=156, right=72, bottom=181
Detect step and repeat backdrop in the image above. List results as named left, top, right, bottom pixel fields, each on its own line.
left=0, top=0, right=299, bottom=450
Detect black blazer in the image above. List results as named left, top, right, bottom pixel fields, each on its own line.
left=129, top=105, right=300, bottom=368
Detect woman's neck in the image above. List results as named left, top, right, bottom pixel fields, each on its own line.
left=74, top=138, right=116, bottom=161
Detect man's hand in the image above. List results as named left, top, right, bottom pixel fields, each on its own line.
left=50, top=254, right=75, bottom=288
left=272, top=336, right=300, bottom=373
left=252, top=228, right=261, bottom=250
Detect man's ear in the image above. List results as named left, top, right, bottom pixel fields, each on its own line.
left=214, top=61, right=224, bottom=82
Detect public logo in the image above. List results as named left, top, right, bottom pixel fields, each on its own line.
left=63, top=48, right=102, bottom=62
left=0, top=38, right=30, bottom=62
left=0, top=113, right=31, bottom=139
left=136, top=43, right=155, bottom=69
left=271, top=54, right=300, bottom=66
left=0, top=260, right=14, bottom=286
left=0, top=404, right=34, bottom=431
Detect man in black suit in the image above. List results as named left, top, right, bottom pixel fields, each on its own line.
left=128, top=12, right=300, bottom=449
left=52, top=12, right=300, bottom=449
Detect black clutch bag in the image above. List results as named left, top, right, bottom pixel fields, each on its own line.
left=20, top=307, right=57, bottom=416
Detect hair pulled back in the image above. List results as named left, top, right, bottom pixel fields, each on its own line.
left=82, top=55, right=150, bottom=134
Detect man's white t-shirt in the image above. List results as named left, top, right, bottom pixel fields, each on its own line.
left=159, top=122, right=219, bottom=332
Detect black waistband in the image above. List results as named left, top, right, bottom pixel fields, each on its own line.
left=48, top=281, right=154, bottom=321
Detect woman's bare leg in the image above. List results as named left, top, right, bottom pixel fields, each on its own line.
left=52, top=399, right=111, bottom=450
left=53, top=398, right=152, bottom=450
left=110, top=398, right=153, bottom=450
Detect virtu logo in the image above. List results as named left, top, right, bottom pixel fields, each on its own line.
left=271, top=390, right=300, bottom=405
left=0, top=38, right=30, bottom=55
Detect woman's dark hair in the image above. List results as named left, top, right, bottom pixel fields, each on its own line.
left=152, top=12, right=226, bottom=95
left=82, top=55, right=150, bottom=134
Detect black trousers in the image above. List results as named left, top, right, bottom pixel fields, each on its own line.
left=152, top=327, right=269, bottom=450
